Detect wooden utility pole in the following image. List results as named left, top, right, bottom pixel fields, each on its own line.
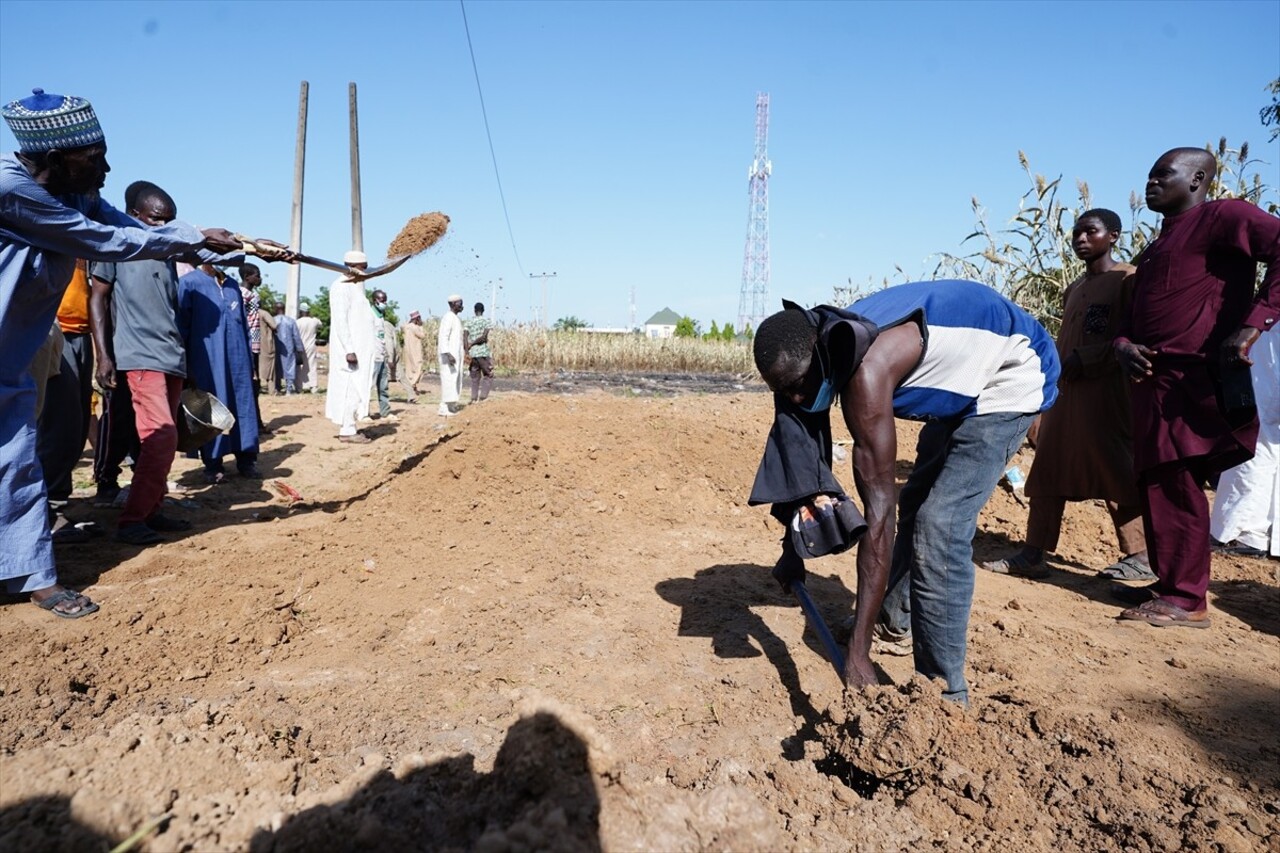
left=349, top=82, right=363, bottom=254
left=286, top=81, right=308, bottom=318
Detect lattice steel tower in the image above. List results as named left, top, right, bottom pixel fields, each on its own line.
left=738, top=92, right=771, bottom=333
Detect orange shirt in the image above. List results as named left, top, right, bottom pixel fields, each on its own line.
left=56, top=260, right=91, bottom=335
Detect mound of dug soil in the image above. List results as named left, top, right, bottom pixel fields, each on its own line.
left=1, top=391, right=1276, bottom=851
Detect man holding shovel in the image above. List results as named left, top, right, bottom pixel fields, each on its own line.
left=0, top=87, right=249, bottom=616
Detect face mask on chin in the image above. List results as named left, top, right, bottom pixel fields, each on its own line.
left=798, top=344, right=835, bottom=413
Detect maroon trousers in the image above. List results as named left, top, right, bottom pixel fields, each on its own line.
left=1139, top=456, right=1215, bottom=612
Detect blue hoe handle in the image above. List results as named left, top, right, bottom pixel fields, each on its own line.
left=790, top=580, right=846, bottom=681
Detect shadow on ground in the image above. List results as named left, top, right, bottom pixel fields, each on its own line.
left=656, top=562, right=874, bottom=760
left=250, top=711, right=601, bottom=853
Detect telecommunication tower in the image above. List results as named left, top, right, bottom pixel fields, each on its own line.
left=738, top=92, right=771, bottom=333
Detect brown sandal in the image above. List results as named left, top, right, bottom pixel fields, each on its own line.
left=1118, top=598, right=1210, bottom=629
left=339, top=433, right=372, bottom=444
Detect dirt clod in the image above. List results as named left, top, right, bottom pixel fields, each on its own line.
left=386, top=211, right=450, bottom=258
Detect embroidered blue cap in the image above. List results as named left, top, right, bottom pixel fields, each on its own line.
left=2, top=88, right=104, bottom=153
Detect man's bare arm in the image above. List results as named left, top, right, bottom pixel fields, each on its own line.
left=840, top=323, right=921, bottom=689
left=87, top=276, right=115, bottom=389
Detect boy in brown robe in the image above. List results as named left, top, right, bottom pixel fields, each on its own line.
left=983, top=209, right=1151, bottom=581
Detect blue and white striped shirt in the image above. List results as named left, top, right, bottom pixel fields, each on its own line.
left=851, top=280, right=1059, bottom=421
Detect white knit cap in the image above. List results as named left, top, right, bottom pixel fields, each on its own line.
left=447, top=294, right=462, bottom=302
left=344, top=250, right=367, bottom=265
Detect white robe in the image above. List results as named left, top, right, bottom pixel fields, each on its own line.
left=437, top=310, right=463, bottom=405
left=324, top=277, right=378, bottom=429
left=296, top=315, right=321, bottom=390
left=1210, top=328, right=1280, bottom=556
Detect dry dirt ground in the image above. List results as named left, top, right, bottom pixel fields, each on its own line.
left=1, top=381, right=1277, bottom=852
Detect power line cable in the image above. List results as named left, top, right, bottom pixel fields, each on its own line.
left=459, top=0, right=525, bottom=275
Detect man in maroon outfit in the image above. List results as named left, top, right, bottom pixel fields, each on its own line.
left=1114, top=147, right=1279, bottom=628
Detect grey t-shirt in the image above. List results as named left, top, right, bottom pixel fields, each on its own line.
left=89, top=259, right=186, bottom=377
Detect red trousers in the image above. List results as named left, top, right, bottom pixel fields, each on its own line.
left=1140, top=457, right=1215, bottom=612
left=119, top=371, right=182, bottom=526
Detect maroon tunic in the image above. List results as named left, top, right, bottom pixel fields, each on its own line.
left=1123, top=199, right=1280, bottom=474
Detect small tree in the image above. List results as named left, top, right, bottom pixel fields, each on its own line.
left=553, top=316, right=589, bottom=332
left=703, top=320, right=720, bottom=342
left=674, top=316, right=700, bottom=338
left=721, top=321, right=736, bottom=342
left=1261, top=78, right=1280, bottom=143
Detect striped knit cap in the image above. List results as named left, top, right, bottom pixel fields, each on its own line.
left=2, top=88, right=104, bottom=152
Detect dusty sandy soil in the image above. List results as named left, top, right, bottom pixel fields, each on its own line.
left=1, top=380, right=1277, bottom=852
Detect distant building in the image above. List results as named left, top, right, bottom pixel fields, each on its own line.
left=644, top=307, right=681, bottom=339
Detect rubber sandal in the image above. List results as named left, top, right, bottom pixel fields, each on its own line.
left=1098, top=554, right=1157, bottom=581
left=51, top=525, right=93, bottom=544
left=339, top=434, right=372, bottom=444
left=34, top=588, right=100, bottom=619
left=1118, top=598, right=1210, bottom=629
left=146, top=514, right=191, bottom=532
left=116, top=523, right=163, bottom=545
left=980, top=553, right=1049, bottom=579
left=1212, top=540, right=1268, bottom=559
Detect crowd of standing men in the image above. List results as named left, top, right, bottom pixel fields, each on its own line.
left=1, top=88, right=496, bottom=619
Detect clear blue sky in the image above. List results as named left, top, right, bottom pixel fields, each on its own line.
left=3, top=0, right=1277, bottom=328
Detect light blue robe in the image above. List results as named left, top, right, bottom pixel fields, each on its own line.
left=0, top=153, right=204, bottom=592
left=177, top=270, right=260, bottom=461
left=274, top=314, right=304, bottom=391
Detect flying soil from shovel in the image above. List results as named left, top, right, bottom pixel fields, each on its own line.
left=237, top=211, right=451, bottom=280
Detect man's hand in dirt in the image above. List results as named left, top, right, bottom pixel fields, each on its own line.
left=844, top=655, right=879, bottom=691
left=95, top=355, right=116, bottom=390
left=1221, top=326, right=1261, bottom=368
left=1115, top=339, right=1157, bottom=382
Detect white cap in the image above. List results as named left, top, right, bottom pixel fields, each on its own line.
left=447, top=294, right=462, bottom=302
left=344, top=250, right=367, bottom=265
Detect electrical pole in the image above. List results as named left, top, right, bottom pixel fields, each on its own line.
left=349, top=82, right=363, bottom=254
left=529, top=271, right=557, bottom=327
left=490, top=277, right=503, bottom=323
left=286, top=81, right=308, bottom=318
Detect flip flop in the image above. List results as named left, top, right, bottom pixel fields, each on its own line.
left=116, top=523, right=163, bottom=545
left=34, top=588, right=100, bottom=619
left=51, top=525, right=93, bottom=544
left=145, top=514, right=191, bottom=532
left=1098, top=554, right=1157, bottom=581
left=979, top=553, right=1050, bottom=579
left=1212, top=541, right=1268, bottom=559
left=1118, top=598, right=1210, bottom=629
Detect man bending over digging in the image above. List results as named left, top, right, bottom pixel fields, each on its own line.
left=749, top=280, right=1060, bottom=705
